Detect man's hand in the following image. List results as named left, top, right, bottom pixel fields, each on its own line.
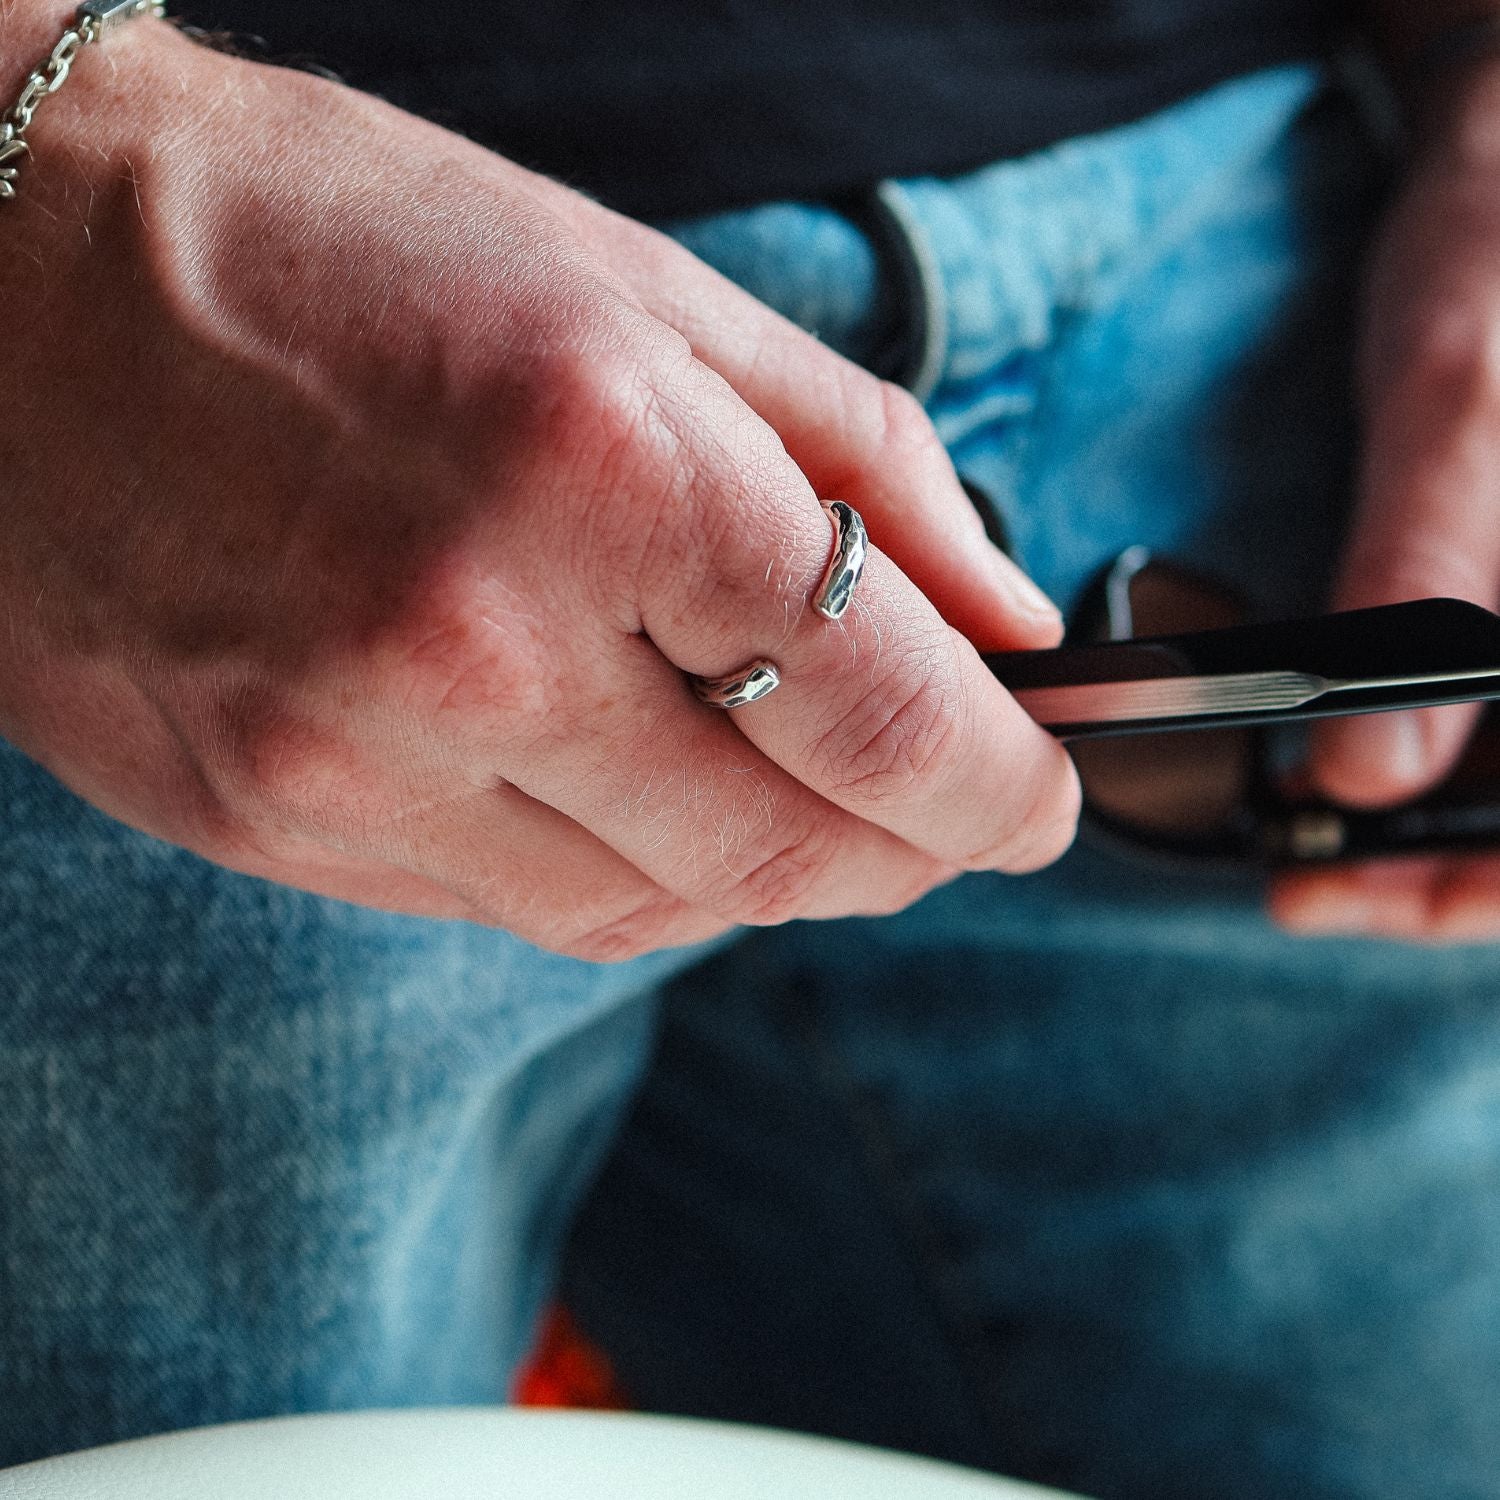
left=1274, top=57, right=1500, bottom=942
left=0, top=12, right=1078, bottom=960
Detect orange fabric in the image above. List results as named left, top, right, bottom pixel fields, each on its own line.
left=513, top=1305, right=633, bottom=1410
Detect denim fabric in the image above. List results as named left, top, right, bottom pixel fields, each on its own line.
left=560, top=68, right=1500, bottom=1500
left=6, top=58, right=1498, bottom=1500
left=0, top=773, right=718, bottom=1457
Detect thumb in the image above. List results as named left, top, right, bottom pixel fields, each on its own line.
left=1313, top=367, right=1500, bottom=807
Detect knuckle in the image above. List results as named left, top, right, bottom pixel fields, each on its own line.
left=563, top=335, right=654, bottom=438
left=823, top=375, right=947, bottom=496
left=461, top=866, right=689, bottom=962
left=721, top=822, right=842, bottom=926
left=876, top=379, right=941, bottom=457
left=535, top=329, right=721, bottom=604
left=217, top=695, right=359, bottom=835
left=537, top=319, right=686, bottom=492
left=558, top=895, right=687, bottom=963
left=378, top=558, right=556, bottom=740
left=811, top=647, right=966, bottom=803
left=209, top=809, right=304, bottom=870
left=647, top=454, right=805, bottom=646
left=172, top=771, right=303, bottom=868
left=842, top=377, right=951, bottom=492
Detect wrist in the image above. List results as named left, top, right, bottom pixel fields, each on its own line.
left=0, top=2, right=90, bottom=91
left=1, top=3, right=188, bottom=217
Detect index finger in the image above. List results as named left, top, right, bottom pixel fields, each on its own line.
left=632, top=389, right=1080, bottom=873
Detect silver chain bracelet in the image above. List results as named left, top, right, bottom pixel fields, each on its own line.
left=0, top=0, right=164, bottom=203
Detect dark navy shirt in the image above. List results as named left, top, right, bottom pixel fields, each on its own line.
left=182, top=1, right=1350, bottom=218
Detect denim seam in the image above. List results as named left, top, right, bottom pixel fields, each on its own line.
left=784, top=991, right=1019, bottom=1471
left=870, top=180, right=949, bottom=404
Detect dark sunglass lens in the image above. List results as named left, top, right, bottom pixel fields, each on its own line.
left=1072, top=727, right=1253, bottom=836
left=1430, top=703, right=1500, bottom=792
left=1072, top=557, right=1254, bottom=839
left=1122, top=560, right=1244, bottom=638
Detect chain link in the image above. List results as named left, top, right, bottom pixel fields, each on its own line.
left=1, top=3, right=163, bottom=202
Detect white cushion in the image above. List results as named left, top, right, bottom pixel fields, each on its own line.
left=0, top=1409, right=1086, bottom=1500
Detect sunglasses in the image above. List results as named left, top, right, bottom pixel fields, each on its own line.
left=985, top=548, right=1500, bottom=866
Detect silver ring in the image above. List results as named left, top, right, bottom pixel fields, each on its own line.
left=691, top=501, right=866, bottom=710
left=691, top=659, right=781, bottom=709
left=813, top=500, right=868, bottom=621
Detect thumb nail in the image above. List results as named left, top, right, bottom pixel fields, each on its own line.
left=957, top=474, right=1059, bottom=622
left=989, top=550, right=1062, bottom=624
left=1333, top=711, right=1430, bottom=793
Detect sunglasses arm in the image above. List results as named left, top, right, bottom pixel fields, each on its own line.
left=987, top=598, right=1500, bottom=739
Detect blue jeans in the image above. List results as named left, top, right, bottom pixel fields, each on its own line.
left=560, top=68, right=1500, bottom=1500
left=2, top=60, right=1496, bottom=1500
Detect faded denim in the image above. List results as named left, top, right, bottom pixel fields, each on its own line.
left=5, top=60, right=1498, bottom=1500
left=562, top=66, right=1500, bottom=1500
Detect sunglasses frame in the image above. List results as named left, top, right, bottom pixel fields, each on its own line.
left=1023, top=549, right=1500, bottom=868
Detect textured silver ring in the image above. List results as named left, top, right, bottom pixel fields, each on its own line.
left=691, top=659, right=781, bottom=709
left=691, top=500, right=867, bottom=710
left=813, top=500, right=869, bottom=621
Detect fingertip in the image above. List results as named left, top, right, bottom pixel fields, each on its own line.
left=856, top=458, right=1061, bottom=650
left=949, top=547, right=1063, bottom=652
left=1311, top=706, right=1472, bottom=809
left=1019, top=611, right=1067, bottom=649
left=1268, top=871, right=1375, bottom=934
left=981, top=721, right=1082, bottom=874
left=987, top=543, right=1063, bottom=623
left=882, top=514, right=1061, bottom=649
left=1311, top=714, right=1427, bottom=808
left=1271, top=859, right=1450, bottom=942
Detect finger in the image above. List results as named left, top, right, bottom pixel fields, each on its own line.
left=191, top=838, right=487, bottom=923
left=499, top=632, right=960, bottom=928
left=680, top=546, right=1080, bottom=873
left=662, top=260, right=1062, bottom=649
left=617, top=374, right=1080, bottom=873
left=538, top=195, right=1062, bottom=651
left=1313, top=349, right=1500, bottom=807
left=349, top=780, right=737, bottom=959
left=220, top=749, right=732, bottom=960
left=1272, top=856, right=1500, bottom=945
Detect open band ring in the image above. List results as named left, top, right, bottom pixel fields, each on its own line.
left=813, top=500, right=868, bottom=621
left=691, top=659, right=782, bottom=709
left=689, top=500, right=868, bottom=710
